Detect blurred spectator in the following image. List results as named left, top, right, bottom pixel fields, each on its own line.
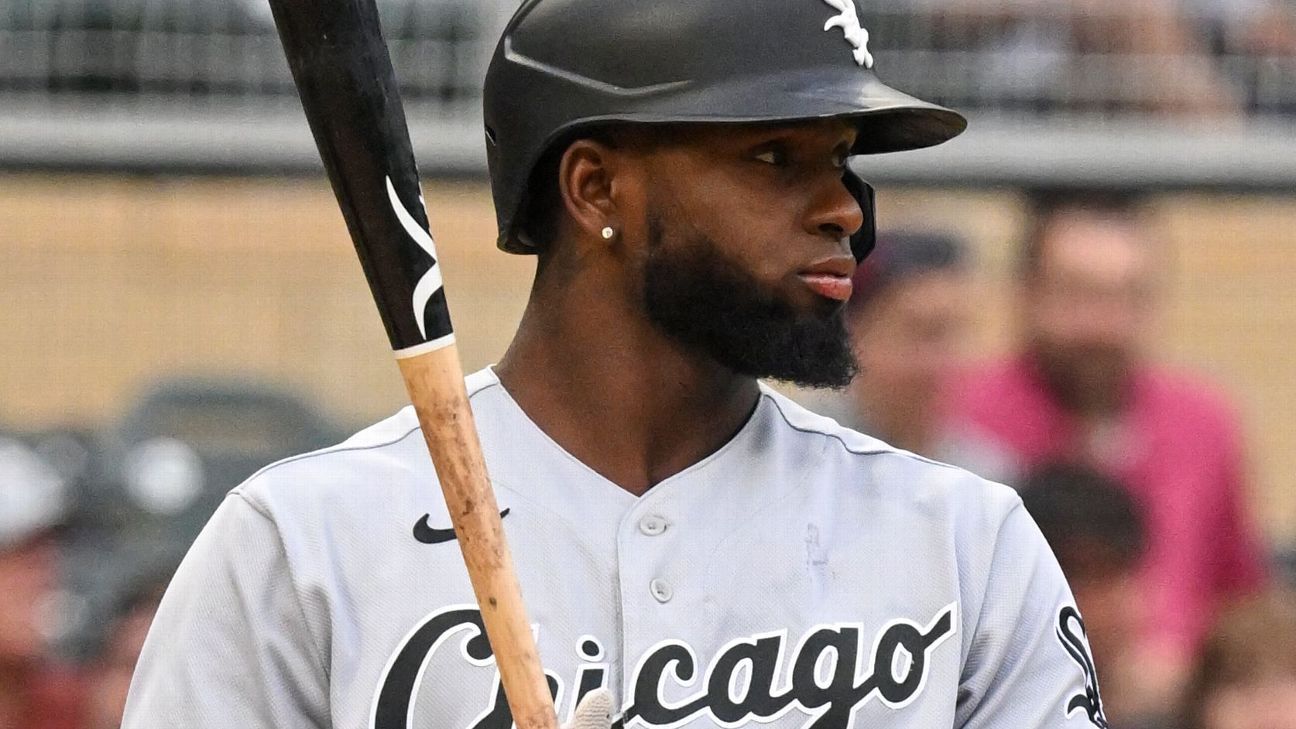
left=805, top=231, right=1010, bottom=471
left=83, top=574, right=169, bottom=729
left=1281, top=548, right=1296, bottom=590
left=2, top=379, right=339, bottom=728
left=18, top=427, right=117, bottom=662
left=108, top=378, right=340, bottom=569
left=44, top=378, right=340, bottom=657
left=947, top=192, right=1269, bottom=718
left=1019, top=462, right=1151, bottom=728
left=826, top=232, right=967, bottom=446
left=1179, top=589, right=1296, bottom=729
left=1186, top=0, right=1296, bottom=112
left=927, top=0, right=1241, bottom=115
left=0, top=436, right=87, bottom=729
left=1186, top=0, right=1296, bottom=58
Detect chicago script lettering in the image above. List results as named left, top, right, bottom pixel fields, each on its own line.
left=370, top=603, right=957, bottom=729
left=624, top=606, right=956, bottom=728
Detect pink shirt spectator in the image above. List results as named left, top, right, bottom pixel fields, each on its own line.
left=947, top=355, right=1269, bottom=660
left=0, top=665, right=88, bottom=729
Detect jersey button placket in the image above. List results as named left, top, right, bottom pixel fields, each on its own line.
left=649, top=578, right=673, bottom=603
left=618, top=502, right=679, bottom=693
left=639, top=515, right=669, bottom=536
left=640, top=516, right=672, bottom=602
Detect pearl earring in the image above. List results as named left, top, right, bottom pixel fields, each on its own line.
left=601, top=226, right=615, bottom=240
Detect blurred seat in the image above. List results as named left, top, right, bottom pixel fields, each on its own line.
left=108, top=377, right=339, bottom=548
left=54, top=378, right=340, bottom=659
left=0, top=428, right=92, bottom=660
left=27, top=427, right=113, bottom=531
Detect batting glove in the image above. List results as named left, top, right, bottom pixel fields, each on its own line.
left=563, top=688, right=616, bottom=729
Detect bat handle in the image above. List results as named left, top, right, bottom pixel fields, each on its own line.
left=397, top=348, right=559, bottom=729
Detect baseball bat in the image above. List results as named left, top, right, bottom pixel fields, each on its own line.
left=266, top=2, right=558, bottom=727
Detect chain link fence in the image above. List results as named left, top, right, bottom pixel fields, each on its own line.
left=0, top=0, right=493, bottom=102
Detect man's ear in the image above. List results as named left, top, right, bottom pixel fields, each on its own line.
left=557, top=138, right=623, bottom=243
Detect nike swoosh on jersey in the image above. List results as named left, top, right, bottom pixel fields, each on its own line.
left=412, top=508, right=510, bottom=544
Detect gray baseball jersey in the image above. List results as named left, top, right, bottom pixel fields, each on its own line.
left=123, top=367, right=1107, bottom=729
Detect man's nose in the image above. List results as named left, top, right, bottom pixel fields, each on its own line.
left=806, top=177, right=865, bottom=242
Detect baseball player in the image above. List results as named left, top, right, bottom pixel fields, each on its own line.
left=123, top=1, right=1108, bottom=728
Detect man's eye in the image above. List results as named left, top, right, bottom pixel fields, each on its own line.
left=754, top=149, right=786, bottom=166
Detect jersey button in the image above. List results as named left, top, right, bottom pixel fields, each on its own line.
left=639, top=516, right=669, bottom=536
left=649, top=579, right=673, bottom=603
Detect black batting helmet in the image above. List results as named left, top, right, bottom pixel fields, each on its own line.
left=483, top=0, right=967, bottom=261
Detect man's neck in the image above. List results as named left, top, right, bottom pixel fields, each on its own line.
left=495, top=277, right=759, bottom=497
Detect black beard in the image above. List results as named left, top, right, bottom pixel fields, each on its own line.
left=641, top=215, right=857, bottom=389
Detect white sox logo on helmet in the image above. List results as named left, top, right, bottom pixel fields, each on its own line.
left=821, top=0, right=874, bottom=69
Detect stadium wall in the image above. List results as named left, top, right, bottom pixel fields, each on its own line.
left=2, top=174, right=1292, bottom=541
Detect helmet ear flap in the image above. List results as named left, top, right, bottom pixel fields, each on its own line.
left=843, top=170, right=876, bottom=262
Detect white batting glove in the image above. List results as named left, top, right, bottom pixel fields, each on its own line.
left=563, top=688, right=616, bottom=729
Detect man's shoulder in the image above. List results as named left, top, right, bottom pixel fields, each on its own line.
left=761, top=386, right=1022, bottom=516
left=230, top=405, right=429, bottom=516
left=234, top=368, right=509, bottom=512
left=762, top=385, right=893, bottom=455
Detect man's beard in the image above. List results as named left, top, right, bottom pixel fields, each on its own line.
left=641, top=214, right=857, bottom=389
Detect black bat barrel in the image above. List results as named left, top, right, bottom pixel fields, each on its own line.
left=269, top=0, right=454, bottom=354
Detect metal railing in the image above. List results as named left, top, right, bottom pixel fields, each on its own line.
left=1, top=0, right=1294, bottom=185
left=0, top=0, right=490, bottom=103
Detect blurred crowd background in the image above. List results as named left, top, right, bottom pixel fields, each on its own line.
left=2, top=1, right=1296, bottom=728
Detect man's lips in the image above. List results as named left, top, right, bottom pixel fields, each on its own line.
left=799, top=274, right=853, bottom=301
left=798, top=257, right=856, bottom=302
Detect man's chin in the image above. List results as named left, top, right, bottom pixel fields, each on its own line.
left=738, top=319, right=859, bottom=389
left=639, top=222, right=857, bottom=388
left=788, top=286, right=849, bottom=317
left=747, top=367, right=858, bottom=391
